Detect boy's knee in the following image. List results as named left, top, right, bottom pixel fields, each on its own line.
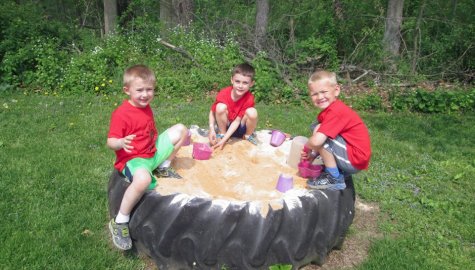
left=132, top=170, right=152, bottom=189
left=245, top=107, right=258, bottom=119
left=215, top=103, right=228, bottom=114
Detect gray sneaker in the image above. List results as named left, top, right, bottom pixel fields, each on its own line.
left=306, top=172, right=346, bottom=190
left=109, top=219, right=132, bottom=250
left=245, top=133, right=259, bottom=145
left=155, top=167, right=182, bottom=179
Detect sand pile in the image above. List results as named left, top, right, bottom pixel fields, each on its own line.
left=154, top=127, right=321, bottom=215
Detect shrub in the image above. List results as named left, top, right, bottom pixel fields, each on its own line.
left=389, top=88, right=475, bottom=113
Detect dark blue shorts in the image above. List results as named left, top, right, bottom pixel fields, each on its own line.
left=227, top=123, right=247, bottom=138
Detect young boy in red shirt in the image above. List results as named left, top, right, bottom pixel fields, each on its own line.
left=107, top=65, right=188, bottom=250
left=208, top=63, right=259, bottom=150
left=302, top=70, right=371, bottom=190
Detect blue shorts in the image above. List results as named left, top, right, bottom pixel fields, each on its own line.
left=227, top=123, right=247, bottom=138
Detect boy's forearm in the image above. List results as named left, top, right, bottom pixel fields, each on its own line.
left=223, top=119, right=240, bottom=140
left=208, top=110, right=216, bottom=129
left=107, top=137, right=122, bottom=151
left=307, top=132, right=327, bottom=148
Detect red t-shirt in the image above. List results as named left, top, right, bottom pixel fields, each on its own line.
left=211, top=86, right=255, bottom=122
left=108, top=100, right=158, bottom=171
left=317, top=100, right=371, bottom=170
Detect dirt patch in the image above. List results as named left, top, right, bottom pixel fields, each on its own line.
left=302, top=198, right=382, bottom=270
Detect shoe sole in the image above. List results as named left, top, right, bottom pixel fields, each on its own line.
left=306, top=183, right=346, bottom=190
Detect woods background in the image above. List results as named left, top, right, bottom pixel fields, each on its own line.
left=1, top=0, right=474, bottom=109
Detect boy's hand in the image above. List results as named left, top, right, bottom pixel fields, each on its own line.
left=208, top=130, right=217, bottom=146
left=300, top=144, right=314, bottom=161
left=121, top=134, right=136, bottom=153
left=212, top=139, right=226, bottom=150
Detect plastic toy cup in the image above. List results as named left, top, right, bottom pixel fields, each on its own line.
left=270, top=130, right=286, bottom=147
left=300, top=160, right=310, bottom=168
left=276, top=173, right=293, bottom=192
left=183, top=130, right=192, bottom=146
left=192, top=142, right=212, bottom=160
left=298, top=162, right=323, bottom=178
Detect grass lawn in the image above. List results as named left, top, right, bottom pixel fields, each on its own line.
left=0, top=92, right=474, bottom=269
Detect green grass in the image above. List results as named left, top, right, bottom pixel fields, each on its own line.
left=0, top=92, right=474, bottom=269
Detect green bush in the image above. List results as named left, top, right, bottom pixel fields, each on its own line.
left=390, top=88, right=475, bottom=113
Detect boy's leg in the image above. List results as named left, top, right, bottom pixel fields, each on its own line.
left=306, top=136, right=348, bottom=190
left=242, top=107, right=258, bottom=136
left=241, top=107, right=258, bottom=145
left=110, top=168, right=151, bottom=250
left=155, top=124, right=187, bottom=179
left=214, top=103, right=229, bottom=135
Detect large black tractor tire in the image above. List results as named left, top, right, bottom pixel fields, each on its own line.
left=108, top=170, right=355, bottom=269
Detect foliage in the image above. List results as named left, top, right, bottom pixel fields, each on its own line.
left=389, top=88, right=475, bottom=113
left=0, top=0, right=474, bottom=105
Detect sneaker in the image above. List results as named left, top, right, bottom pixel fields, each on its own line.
left=245, top=133, right=258, bottom=145
left=155, top=167, right=182, bottom=179
left=109, top=219, right=132, bottom=250
left=306, top=172, right=346, bottom=190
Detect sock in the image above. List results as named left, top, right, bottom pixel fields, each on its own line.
left=325, top=167, right=340, bottom=179
left=115, top=211, right=130, bottom=224
left=159, top=160, right=171, bottom=169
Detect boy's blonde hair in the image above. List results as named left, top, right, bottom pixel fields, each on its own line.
left=308, top=70, right=337, bottom=85
left=123, top=65, right=156, bottom=87
left=232, top=63, right=255, bottom=79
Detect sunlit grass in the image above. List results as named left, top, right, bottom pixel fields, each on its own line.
left=0, top=92, right=473, bottom=269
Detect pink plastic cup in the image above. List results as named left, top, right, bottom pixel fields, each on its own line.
left=300, top=160, right=310, bottom=168
left=192, top=142, right=212, bottom=160
left=298, top=162, right=323, bottom=178
left=276, top=173, right=293, bottom=192
left=183, top=130, right=192, bottom=146
left=270, top=130, right=286, bottom=147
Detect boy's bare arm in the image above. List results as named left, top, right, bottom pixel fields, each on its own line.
left=301, top=131, right=327, bottom=160
left=107, top=134, right=136, bottom=153
left=307, top=131, right=327, bottom=149
left=208, top=110, right=217, bottom=144
left=212, top=117, right=241, bottom=150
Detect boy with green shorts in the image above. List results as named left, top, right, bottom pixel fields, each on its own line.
left=107, top=65, right=188, bottom=250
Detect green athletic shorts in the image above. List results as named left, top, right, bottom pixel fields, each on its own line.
left=122, top=129, right=174, bottom=189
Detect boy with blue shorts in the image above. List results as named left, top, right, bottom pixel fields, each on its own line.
left=302, top=70, right=371, bottom=190
left=107, top=65, right=188, bottom=250
left=208, top=63, right=259, bottom=150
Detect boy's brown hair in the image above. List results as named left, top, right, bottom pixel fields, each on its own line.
left=123, top=65, right=156, bottom=87
left=308, top=70, right=337, bottom=85
left=232, top=63, right=255, bottom=79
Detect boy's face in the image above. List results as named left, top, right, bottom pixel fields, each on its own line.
left=230, top=73, right=254, bottom=98
left=123, top=78, right=155, bottom=108
left=308, top=80, right=340, bottom=110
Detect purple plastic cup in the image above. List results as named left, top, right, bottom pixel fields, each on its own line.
left=270, top=130, right=286, bottom=147
left=276, top=173, right=294, bottom=192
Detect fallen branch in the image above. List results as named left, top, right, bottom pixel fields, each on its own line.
left=157, top=38, right=202, bottom=67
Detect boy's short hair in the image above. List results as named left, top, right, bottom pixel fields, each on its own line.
left=308, top=70, right=337, bottom=85
left=123, top=65, right=156, bottom=87
left=232, top=63, right=255, bottom=79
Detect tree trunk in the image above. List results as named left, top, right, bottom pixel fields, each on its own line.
left=333, top=0, right=344, bottom=20
left=160, top=0, right=194, bottom=28
left=255, top=0, right=269, bottom=51
left=411, top=0, right=426, bottom=75
left=383, top=0, right=404, bottom=58
left=103, top=0, right=118, bottom=36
